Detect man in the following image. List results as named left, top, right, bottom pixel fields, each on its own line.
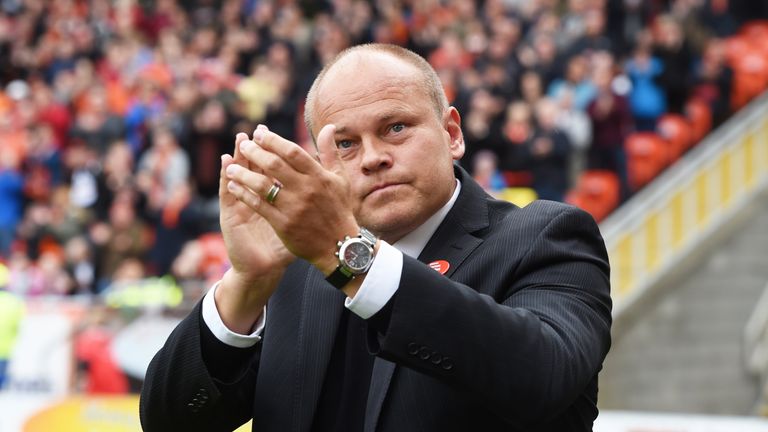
left=140, top=44, right=612, bottom=431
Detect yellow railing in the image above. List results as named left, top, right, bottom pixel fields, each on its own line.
left=600, top=92, right=768, bottom=315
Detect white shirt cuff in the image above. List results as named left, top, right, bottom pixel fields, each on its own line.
left=201, top=281, right=266, bottom=348
left=345, top=240, right=402, bottom=319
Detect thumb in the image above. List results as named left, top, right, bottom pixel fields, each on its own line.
left=316, top=124, right=341, bottom=173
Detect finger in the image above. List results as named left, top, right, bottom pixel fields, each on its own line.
left=315, top=124, right=342, bottom=174
left=219, top=154, right=238, bottom=206
left=253, top=127, right=319, bottom=175
left=225, top=162, right=274, bottom=199
left=225, top=178, right=282, bottom=224
left=233, top=132, right=250, bottom=167
left=239, top=139, right=301, bottom=186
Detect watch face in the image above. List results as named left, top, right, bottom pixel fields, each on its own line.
left=341, top=241, right=373, bottom=273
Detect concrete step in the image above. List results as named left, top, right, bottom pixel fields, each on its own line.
left=599, top=193, right=768, bottom=414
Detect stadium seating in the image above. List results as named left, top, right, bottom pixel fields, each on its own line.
left=565, top=170, right=620, bottom=222
left=625, top=132, right=668, bottom=192
left=656, top=113, right=693, bottom=162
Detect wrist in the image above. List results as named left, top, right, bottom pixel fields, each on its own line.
left=216, top=268, right=279, bottom=334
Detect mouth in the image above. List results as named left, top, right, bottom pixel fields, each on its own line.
left=366, top=182, right=404, bottom=198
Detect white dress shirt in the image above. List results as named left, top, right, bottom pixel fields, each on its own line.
left=203, top=180, right=462, bottom=348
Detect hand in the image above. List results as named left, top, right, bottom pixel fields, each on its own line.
left=217, top=128, right=295, bottom=333
left=223, top=124, right=359, bottom=277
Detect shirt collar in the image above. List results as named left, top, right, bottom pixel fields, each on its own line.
left=392, top=179, right=461, bottom=258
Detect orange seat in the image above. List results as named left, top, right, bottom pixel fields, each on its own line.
left=656, top=113, right=693, bottom=161
left=624, top=132, right=668, bottom=192
left=565, top=170, right=620, bottom=222
left=685, top=98, right=712, bottom=143
left=730, top=47, right=768, bottom=110
left=725, top=35, right=755, bottom=66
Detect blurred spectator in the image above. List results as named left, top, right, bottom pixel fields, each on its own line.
left=91, top=193, right=150, bottom=291
left=500, top=99, right=535, bottom=172
left=653, top=14, right=695, bottom=113
left=0, top=151, right=23, bottom=256
left=64, top=235, right=96, bottom=295
left=554, top=87, right=593, bottom=186
left=524, top=98, right=572, bottom=202
left=136, top=126, right=190, bottom=209
left=472, top=150, right=507, bottom=196
left=74, top=307, right=129, bottom=394
left=587, top=62, right=634, bottom=199
left=462, top=87, right=506, bottom=172
left=691, top=37, right=733, bottom=127
left=144, top=181, right=207, bottom=276
left=625, top=30, right=667, bottom=130
left=548, top=53, right=597, bottom=110
left=70, top=85, right=126, bottom=156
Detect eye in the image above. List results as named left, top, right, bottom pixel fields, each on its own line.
left=337, top=139, right=354, bottom=150
left=391, top=123, right=406, bottom=133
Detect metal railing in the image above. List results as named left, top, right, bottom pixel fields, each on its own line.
left=599, top=91, right=768, bottom=317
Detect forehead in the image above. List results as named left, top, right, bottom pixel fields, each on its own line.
left=312, top=52, right=431, bottom=131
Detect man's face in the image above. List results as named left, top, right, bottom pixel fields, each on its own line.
left=311, top=52, right=465, bottom=242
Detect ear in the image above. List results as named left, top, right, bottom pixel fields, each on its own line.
left=444, top=106, right=465, bottom=161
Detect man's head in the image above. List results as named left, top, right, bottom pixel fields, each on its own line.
left=304, top=44, right=449, bottom=137
left=304, top=44, right=465, bottom=242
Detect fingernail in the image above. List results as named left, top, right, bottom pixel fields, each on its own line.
left=241, top=140, right=254, bottom=151
left=226, top=164, right=237, bottom=177
left=257, top=124, right=268, bottom=131
left=227, top=181, right=241, bottom=193
left=253, top=130, right=264, bottom=143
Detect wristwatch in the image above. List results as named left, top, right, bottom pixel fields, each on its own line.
left=325, top=227, right=378, bottom=289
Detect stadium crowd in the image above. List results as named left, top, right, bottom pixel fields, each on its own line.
left=0, top=0, right=766, bottom=299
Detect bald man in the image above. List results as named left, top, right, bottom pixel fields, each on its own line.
left=140, top=44, right=612, bottom=432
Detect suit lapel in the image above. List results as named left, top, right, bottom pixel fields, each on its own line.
left=293, top=268, right=346, bottom=432
left=364, top=166, right=491, bottom=431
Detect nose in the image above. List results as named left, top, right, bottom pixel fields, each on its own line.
left=360, top=136, right=393, bottom=174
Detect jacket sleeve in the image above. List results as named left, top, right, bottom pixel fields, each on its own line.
left=139, top=301, right=260, bottom=432
left=366, top=204, right=612, bottom=426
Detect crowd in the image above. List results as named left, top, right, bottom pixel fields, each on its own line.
left=0, top=0, right=766, bottom=299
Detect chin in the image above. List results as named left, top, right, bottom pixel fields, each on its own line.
left=359, top=202, right=423, bottom=240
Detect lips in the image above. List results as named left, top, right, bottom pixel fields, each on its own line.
left=365, top=182, right=404, bottom=198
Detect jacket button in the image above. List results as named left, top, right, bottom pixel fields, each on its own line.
left=407, top=342, right=420, bottom=355
left=441, top=357, right=454, bottom=370
left=417, top=347, right=432, bottom=360
left=430, top=355, right=442, bottom=365
left=188, top=402, right=199, bottom=413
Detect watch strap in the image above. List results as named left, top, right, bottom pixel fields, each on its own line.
left=326, top=265, right=354, bottom=289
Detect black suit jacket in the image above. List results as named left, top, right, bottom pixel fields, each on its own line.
left=140, top=167, right=612, bottom=431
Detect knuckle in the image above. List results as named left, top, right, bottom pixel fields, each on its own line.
left=264, top=156, right=282, bottom=172
left=285, top=145, right=302, bottom=160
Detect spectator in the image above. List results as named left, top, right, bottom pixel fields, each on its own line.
left=625, top=30, right=667, bottom=131
left=653, top=14, right=695, bottom=113
left=587, top=62, right=633, bottom=199
left=136, top=126, right=190, bottom=209
left=691, top=37, right=733, bottom=127
left=548, top=53, right=598, bottom=110
left=0, top=152, right=23, bottom=257
left=525, top=98, right=573, bottom=202
left=91, top=193, right=150, bottom=290
left=554, top=87, right=593, bottom=186
left=500, top=100, right=535, bottom=176
left=472, top=150, right=508, bottom=196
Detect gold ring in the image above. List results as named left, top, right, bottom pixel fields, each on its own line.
left=266, top=182, right=282, bottom=204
